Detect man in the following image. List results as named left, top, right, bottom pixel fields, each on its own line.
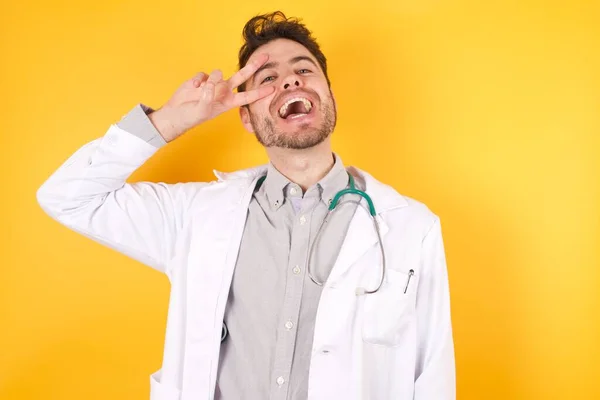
left=37, top=11, right=455, bottom=400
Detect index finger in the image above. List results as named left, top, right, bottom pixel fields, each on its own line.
left=227, top=53, right=269, bottom=90
left=231, top=85, right=275, bottom=108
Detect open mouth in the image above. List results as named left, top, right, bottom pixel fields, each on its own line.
left=278, top=97, right=313, bottom=120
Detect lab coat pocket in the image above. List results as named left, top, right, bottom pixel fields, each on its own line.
left=150, top=370, right=181, bottom=400
left=362, top=268, right=416, bottom=346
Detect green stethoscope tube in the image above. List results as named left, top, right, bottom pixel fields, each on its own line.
left=256, top=172, right=386, bottom=295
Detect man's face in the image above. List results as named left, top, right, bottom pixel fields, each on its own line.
left=240, top=38, right=336, bottom=150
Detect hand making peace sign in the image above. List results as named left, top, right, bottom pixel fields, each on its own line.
left=149, top=53, right=274, bottom=142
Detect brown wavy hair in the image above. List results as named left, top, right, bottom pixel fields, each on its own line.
left=237, top=11, right=331, bottom=92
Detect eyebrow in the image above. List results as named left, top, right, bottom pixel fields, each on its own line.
left=290, top=55, right=318, bottom=68
left=251, top=55, right=319, bottom=85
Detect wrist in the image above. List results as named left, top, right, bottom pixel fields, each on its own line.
left=148, top=108, right=181, bottom=143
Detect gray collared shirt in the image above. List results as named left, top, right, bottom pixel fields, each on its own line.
left=117, top=104, right=361, bottom=400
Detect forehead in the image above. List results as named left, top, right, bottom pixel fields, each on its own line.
left=247, top=38, right=316, bottom=65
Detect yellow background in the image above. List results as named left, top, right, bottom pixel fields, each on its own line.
left=1, top=0, right=599, bottom=399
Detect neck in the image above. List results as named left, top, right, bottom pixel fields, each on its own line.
left=265, top=138, right=335, bottom=192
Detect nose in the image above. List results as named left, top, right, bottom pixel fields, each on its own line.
left=283, top=80, right=300, bottom=89
left=282, top=74, right=303, bottom=90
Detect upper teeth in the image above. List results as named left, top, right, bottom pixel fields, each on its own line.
left=279, top=97, right=313, bottom=117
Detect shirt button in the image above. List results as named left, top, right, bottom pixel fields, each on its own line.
left=290, top=187, right=298, bottom=195
left=299, top=215, right=306, bottom=225
left=276, top=376, right=285, bottom=386
left=293, top=265, right=301, bottom=274
left=285, top=320, right=294, bottom=330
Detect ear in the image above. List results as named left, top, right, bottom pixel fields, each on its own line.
left=239, top=106, right=254, bottom=133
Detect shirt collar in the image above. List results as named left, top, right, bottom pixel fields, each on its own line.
left=262, top=162, right=289, bottom=210
left=260, top=152, right=349, bottom=210
left=320, top=153, right=350, bottom=207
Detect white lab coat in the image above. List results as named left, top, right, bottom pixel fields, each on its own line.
left=37, top=124, right=455, bottom=400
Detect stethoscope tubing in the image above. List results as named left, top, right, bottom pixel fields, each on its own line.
left=307, top=173, right=386, bottom=295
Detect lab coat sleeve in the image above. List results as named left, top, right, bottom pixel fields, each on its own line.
left=36, top=123, right=207, bottom=275
left=413, top=216, right=456, bottom=399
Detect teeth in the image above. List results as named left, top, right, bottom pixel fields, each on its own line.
left=278, top=97, right=313, bottom=118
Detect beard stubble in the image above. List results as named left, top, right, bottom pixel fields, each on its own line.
left=249, top=92, right=337, bottom=150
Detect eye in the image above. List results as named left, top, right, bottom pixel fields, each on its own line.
left=261, top=76, right=276, bottom=84
left=298, top=68, right=311, bottom=74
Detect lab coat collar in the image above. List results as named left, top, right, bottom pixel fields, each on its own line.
left=213, top=163, right=410, bottom=289
left=213, top=163, right=409, bottom=215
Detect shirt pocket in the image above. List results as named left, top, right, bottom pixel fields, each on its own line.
left=150, top=370, right=181, bottom=400
left=361, top=268, right=417, bottom=346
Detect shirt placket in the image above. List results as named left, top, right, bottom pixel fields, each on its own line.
left=270, top=188, right=317, bottom=400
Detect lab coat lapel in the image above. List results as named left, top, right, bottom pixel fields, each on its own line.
left=326, top=167, right=408, bottom=287
left=183, top=169, right=265, bottom=400
left=326, top=205, right=389, bottom=286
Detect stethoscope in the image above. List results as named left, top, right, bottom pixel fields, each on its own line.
left=257, top=171, right=387, bottom=296
left=221, top=173, right=387, bottom=343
